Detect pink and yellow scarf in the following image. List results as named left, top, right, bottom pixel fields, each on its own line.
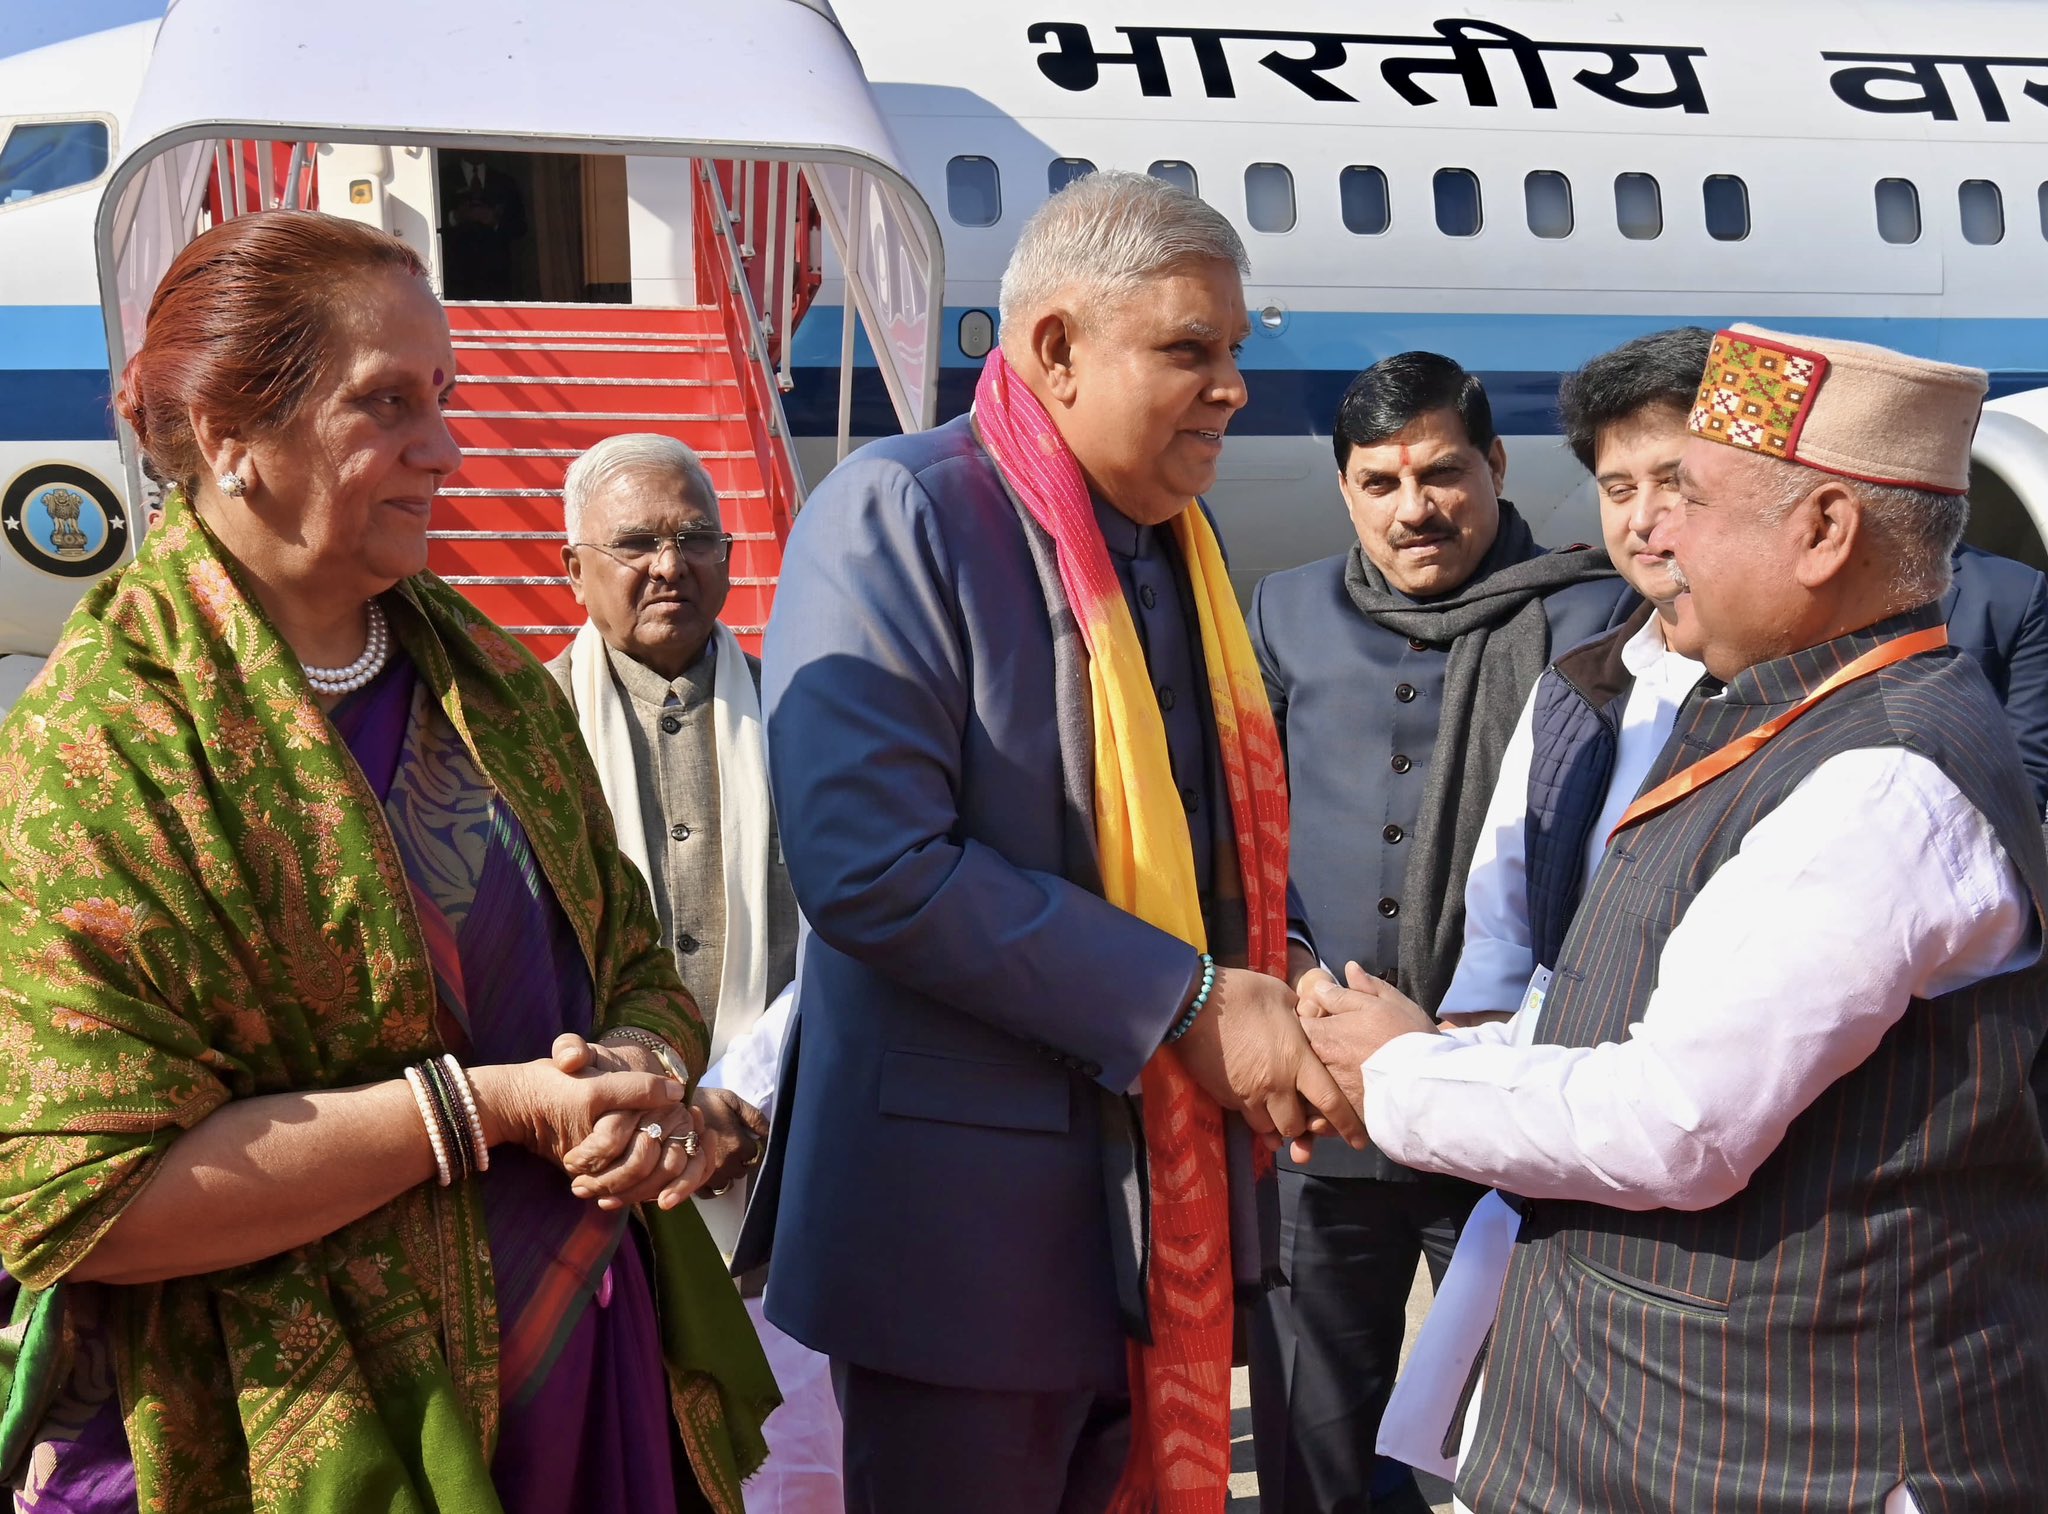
left=974, top=350, right=1291, bottom=1512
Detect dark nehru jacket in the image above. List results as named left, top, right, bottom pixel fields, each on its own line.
left=1249, top=549, right=1631, bottom=1179
left=1462, top=609, right=2048, bottom=1514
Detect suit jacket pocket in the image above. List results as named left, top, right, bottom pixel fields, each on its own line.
left=879, top=1048, right=1073, bottom=1133
left=1564, top=1246, right=1729, bottom=1319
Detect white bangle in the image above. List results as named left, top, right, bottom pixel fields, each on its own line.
left=439, top=1054, right=491, bottom=1174
left=404, top=1065, right=454, bottom=1187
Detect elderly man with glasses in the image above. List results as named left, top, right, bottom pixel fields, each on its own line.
left=547, top=433, right=835, bottom=1513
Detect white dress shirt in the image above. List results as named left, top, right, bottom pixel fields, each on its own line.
left=1365, top=745, right=2034, bottom=1211
left=1437, top=613, right=1705, bottom=1020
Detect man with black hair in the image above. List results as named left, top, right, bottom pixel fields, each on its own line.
left=1245, top=352, right=1630, bottom=1514
left=1435, top=327, right=1715, bottom=1032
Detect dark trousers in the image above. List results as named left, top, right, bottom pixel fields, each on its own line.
left=1248, top=1169, right=1483, bottom=1513
left=833, top=1359, right=1132, bottom=1514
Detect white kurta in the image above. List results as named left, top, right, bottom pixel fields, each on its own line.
left=1365, top=744, right=2032, bottom=1210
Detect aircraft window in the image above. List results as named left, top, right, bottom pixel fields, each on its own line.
left=1245, top=163, right=1296, bottom=233
left=1048, top=157, right=1095, bottom=195
left=1875, top=178, right=1921, bottom=244
left=0, top=119, right=110, bottom=208
left=2039, top=182, right=2048, bottom=240
left=1150, top=160, right=1198, bottom=196
left=1960, top=179, right=2005, bottom=245
left=946, top=156, right=1001, bottom=227
left=1524, top=171, right=1573, bottom=239
left=1615, top=173, right=1662, bottom=240
left=1703, top=175, right=1750, bottom=241
left=1434, top=168, right=1482, bottom=237
left=1341, top=166, right=1391, bottom=236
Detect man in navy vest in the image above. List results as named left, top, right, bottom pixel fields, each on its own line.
left=1244, top=353, right=1630, bottom=1514
left=1304, top=327, right=2048, bottom=1513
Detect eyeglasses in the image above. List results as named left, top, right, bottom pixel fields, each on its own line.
left=572, top=531, right=734, bottom=568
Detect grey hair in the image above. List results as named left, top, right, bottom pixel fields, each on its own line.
left=561, top=433, right=720, bottom=541
left=997, top=169, right=1249, bottom=335
left=1752, top=452, right=1966, bottom=605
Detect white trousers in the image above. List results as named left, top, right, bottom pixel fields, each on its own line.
left=742, top=1295, right=845, bottom=1514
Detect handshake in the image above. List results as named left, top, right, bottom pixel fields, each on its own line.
left=1169, top=954, right=1439, bottom=1161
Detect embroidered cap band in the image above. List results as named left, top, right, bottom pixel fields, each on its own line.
left=1688, top=324, right=1987, bottom=495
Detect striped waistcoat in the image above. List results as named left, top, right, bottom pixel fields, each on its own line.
left=1460, top=607, right=2048, bottom=1514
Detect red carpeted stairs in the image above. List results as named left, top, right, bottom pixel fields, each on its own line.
left=435, top=302, right=788, bottom=661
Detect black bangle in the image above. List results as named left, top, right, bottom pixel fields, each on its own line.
left=419, top=1058, right=474, bottom=1182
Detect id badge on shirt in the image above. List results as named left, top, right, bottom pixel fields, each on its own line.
left=1512, top=965, right=1554, bottom=1048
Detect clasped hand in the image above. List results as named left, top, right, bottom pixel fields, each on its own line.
left=1166, top=959, right=1439, bottom=1161
left=484, top=1034, right=766, bottom=1212
left=1286, top=962, right=1440, bottom=1163
left=1170, top=964, right=1369, bottom=1153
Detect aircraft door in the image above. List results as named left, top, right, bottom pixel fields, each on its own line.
left=315, top=142, right=443, bottom=292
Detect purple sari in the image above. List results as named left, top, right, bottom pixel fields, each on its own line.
left=8, top=656, right=689, bottom=1514
left=336, top=656, right=689, bottom=1512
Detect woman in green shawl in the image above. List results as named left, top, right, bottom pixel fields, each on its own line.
left=0, top=210, right=777, bottom=1512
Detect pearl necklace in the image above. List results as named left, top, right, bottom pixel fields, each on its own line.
left=303, top=601, right=391, bottom=696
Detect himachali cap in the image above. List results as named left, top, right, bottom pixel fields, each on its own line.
left=1687, top=324, right=1988, bottom=495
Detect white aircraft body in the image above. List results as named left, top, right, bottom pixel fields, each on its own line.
left=6, top=1, right=2048, bottom=702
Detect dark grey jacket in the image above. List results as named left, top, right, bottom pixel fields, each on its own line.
left=1249, top=549, right=1633, bottom=1178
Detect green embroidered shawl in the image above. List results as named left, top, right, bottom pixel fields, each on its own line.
left=0, top=502, right=777, bottom=1511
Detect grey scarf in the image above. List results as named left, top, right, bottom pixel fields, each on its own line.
left=1343, top=502, right=1616, bottom=1012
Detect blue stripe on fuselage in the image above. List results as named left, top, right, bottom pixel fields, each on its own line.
left=0, top=372, right=114, bottom=441
left=780, top=362, right=2048, bottom=442
left=0, top=307, right=117, bottom=441
left=785, top=306, right=2048, bottom=438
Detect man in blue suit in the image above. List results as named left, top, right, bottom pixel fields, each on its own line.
left=757, top=170, right=1361, bottom=1514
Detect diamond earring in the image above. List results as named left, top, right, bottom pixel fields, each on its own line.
left=218, top=472, right=246, bottom=498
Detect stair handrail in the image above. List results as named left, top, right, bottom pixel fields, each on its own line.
left=695, top=158, right=807, bottom=531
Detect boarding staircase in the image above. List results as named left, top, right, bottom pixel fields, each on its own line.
left=432, top=162, right=814, bottom=659
left=121, top=140, right=936, bottom=659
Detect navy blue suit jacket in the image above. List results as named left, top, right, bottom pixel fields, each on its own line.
left=756, top=415, right=1203, bottom=1393
left=1946, top=543, right=2048, bottom=810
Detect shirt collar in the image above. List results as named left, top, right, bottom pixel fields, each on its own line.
left=1620, top=610, right=1707, bottom=691
left=1091, top=494, right=1151, bottom=562
left=604, top=635, right=717, bottom=709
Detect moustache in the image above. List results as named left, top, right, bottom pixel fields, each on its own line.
left=1667, top=560, right=1693, bottom=592
left=1387, top=523, right=1457, bottom=549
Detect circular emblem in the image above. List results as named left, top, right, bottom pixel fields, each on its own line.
left=2, top=464, right=128, bottom=579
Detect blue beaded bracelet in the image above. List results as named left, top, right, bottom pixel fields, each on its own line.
left=1165, top=952, right=1217, bottom=1044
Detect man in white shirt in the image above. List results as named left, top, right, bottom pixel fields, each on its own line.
left=1300, top=326, right=2048, bottom=1514
left=1437, top=329, right=1710, bottom=1029
left=1376, top=330, right=1713, bottom=1487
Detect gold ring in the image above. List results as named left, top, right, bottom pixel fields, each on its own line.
left=744, top=1140, right=764, bottom=1169
left=708, top=1182, right=732, bottom=1197
left=666, top=1130, right=700, bottom=1157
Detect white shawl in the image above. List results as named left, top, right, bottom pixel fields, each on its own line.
left=565, top=619, right=773, bottom=1061
left=564, top=621, right=775, bottom=1253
